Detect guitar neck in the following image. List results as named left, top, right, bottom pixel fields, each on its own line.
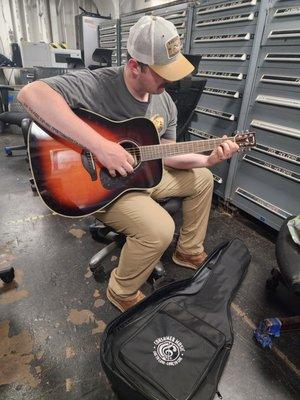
left=140, top=137, right=236, bottom=161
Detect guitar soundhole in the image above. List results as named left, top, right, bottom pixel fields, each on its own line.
left=120, top=140, right=141, bottom=168
left=99, top=140, right=141, bottom=191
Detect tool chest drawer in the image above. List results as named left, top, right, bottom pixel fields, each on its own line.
left=197, top=93, right=243, bottom=116
left=231, top=155, right=299, bottom=229
left=195, top=9, right=258, bottom=28
left=195, top=0, right=259, bottom=18
left=262, top=2, right=300, bottom=46
left=193, top=49, right=251, bottom=64
left=191, top=26, right=256, bottom=49
left=190, top=114, right=238, bottom=136
left=259, top=45, right=300, bottom=70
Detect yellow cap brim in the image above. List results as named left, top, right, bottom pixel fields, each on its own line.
left=149, top=53, right=195, bottom=81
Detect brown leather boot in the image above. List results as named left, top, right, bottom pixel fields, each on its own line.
left=172, top=250, right=208, bottom=270
left=106, top=287, right=145, bottom=312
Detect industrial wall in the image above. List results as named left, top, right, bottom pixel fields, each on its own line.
left=0, top=0, right=119, bottom=59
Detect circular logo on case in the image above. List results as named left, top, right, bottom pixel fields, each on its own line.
left=153, top=336, right=185, bottom=366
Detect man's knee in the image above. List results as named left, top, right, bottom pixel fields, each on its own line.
left=193, top=168, right=214, bottom=193
left=145, top=214, right=175, bottom=252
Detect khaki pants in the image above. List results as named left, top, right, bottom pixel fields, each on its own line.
left=94, top=167, right=213, bottom=297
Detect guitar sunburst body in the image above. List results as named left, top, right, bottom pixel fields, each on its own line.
left=29, top=108, right=256, bottom=217
left=29, top=109, right=162, bottom=217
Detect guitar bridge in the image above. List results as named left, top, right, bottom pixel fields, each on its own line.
left=81, top=150, right=97, bottom=181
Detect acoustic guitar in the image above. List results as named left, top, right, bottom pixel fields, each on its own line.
left=28, top=108, right=256, bottom=217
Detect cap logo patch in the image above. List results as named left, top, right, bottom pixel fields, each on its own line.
left=165, top=35, right=180, bottom=59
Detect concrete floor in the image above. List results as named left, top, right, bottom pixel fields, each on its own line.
left=0, top=130, right=299, bottom=400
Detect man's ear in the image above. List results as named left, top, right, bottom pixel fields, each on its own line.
left=127, top=58, right=141, bottom=76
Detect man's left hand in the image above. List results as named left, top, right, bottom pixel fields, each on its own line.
left=206, top=135, right=239, bottom=167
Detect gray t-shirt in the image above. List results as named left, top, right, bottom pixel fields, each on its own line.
left=41, top=66, right=177, bottom=141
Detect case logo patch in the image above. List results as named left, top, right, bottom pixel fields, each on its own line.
left=153, top=336, right=185, bottom=366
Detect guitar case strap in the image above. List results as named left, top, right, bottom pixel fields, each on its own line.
left=101, top=238, right=251, bottom=400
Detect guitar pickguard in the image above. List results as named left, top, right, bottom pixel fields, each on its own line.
left=100, top=167, right=141, bottom=190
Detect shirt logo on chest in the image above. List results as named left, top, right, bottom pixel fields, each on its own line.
left=150, top=114, right=164, bottom=134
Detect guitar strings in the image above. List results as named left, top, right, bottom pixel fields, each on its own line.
left=125, top=136, right=241, bottom=156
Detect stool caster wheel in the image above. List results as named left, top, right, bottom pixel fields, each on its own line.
left=150, top=262, right=166, bottom=281
left=89, top=263, right=106, bottom=283
left=4, top=147, right=12, bottom=156
left=266, top=269, right=280, bottom=292
left=92, top=269, right=106, bottom=282
left=0, top=267, right=15, bottom=283
left=147, top=261, right=167, bottom=291
left=89, top=224, right=111, bottom=243
left=29, top=178, right=37, bottom=192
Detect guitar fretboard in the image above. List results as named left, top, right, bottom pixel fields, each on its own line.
left=139, top=137, right=236, bottom=161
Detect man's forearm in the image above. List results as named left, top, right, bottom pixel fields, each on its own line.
left=164, top=153, right=211, bottom=169
left=18, top=81, right=105, bottom=154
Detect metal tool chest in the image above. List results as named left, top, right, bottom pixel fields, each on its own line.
left=98, top=19, right=120, bottom=67
left=188, top=0, right=261, bottom=197
left=227, top=0, right=300, bottom=230
left=96, top=0, right=299, bottom=230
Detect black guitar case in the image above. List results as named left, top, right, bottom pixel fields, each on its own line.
left=101, top=238, right=251, bottom=400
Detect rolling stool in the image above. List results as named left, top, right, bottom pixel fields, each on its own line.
left=89, top=197, right=182, bottom=289
left=254, top=216, right=300, bottom=348
left=266, top=215, right=300, bottom=295
left=3, top=117, right=31, bottom=156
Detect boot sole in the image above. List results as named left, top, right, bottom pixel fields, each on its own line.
left=172, top=254, right=198, bottom=270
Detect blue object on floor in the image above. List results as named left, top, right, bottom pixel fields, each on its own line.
left=253, top=318, right=282, bottom=348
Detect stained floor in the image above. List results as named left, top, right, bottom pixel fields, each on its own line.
left=0, top=129, right=299, bottom=400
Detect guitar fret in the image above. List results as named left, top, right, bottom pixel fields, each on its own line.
left=140, top=138, right=228, bottom=161
left=140, top=130, right=256, bottom=161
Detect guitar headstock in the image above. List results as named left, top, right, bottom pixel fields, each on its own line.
left=234, top=131, right=256, bottom=151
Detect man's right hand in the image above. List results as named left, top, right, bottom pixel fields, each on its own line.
left=94, top=138, right=135, bottom=177
left=17, top=82, right=134, bottom=178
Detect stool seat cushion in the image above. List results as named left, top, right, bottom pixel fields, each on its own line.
left=157, top=197, right=182, bottom=216
left=0, top=111, right=29, bottom=125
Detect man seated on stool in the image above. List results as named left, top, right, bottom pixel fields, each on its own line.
left=18, top=16, right=239, bottom=312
